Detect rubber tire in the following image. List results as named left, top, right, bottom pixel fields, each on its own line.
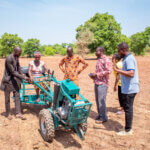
left=39, top=109, right=55, bottom=142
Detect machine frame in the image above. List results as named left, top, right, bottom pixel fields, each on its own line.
left=19, top=67, right=92, bottom=141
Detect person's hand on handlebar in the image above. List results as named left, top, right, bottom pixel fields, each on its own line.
left=29, top=76, right=34, bottom=82
left=24, top=76, right=29, bottom=81
left=48, top=69, right=51, bottom=78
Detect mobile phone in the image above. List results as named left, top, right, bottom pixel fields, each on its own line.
left=89, top=73, right=93, bottom=77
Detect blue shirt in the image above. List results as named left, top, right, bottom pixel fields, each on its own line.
left=121, top=53, right=140, bottom=94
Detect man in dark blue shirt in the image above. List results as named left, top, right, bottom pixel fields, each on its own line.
left=113, top=42, right=139, bottom=136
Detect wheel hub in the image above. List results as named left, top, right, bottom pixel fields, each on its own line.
left=41, top=117, right=46, bottom=135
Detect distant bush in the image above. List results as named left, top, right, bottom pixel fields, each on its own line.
left=45, top=46, right=56, bottom=56
left=0, top=33, right=23, bottom=57
left=130, top=27, right=150, bottom=55
left=0, top=20, right=149, bottom=57
left=60, top=48, right=67, bottom=55
left=24, top=38, right=40, bottom=57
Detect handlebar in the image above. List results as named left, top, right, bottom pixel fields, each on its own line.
left=33, top=71, right=57, bottom=83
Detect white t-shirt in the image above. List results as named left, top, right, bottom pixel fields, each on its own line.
left=29, top=60, right=45, bottom=76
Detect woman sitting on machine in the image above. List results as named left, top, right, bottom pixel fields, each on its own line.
left=28, top=51, right=50, bottom=102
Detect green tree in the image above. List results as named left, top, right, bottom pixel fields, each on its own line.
left=61, top=43, right=75, bottom=49
left=24, top=38, right=40, bottom=57
left=0, top=40, right=2, bottom=57
left=120, top=34, right=131, bottom=48
left=130, top=27, right=150, bottom=55
left=52, top=43, right=75, bottom=55
left=61, top=43, right=68, bottom=48
left=0, top=33, right=23, bottom=57
left=60, top=47, right=67, bottom=55
left=145, top=27, right=150, bottom=46
left=76, top=13, right=121, bottom=55
left=38, top=45, right=47, bottom=55
left=45, top=46, right=56, bottom=56
left=53, top=44, right=63, bottom=54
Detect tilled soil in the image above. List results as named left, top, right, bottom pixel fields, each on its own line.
left=0, top=56, right=149, bottom=150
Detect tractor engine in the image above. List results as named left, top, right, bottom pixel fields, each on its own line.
left=54, top=79, right=80, bottom=120
left=57, top=98, right=71, bottom=119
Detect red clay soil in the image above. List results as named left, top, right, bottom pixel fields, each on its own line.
left=0, top=56, right=149, bottom=150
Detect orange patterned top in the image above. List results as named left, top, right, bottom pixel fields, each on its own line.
left=59, top=55, right=88, bottom=81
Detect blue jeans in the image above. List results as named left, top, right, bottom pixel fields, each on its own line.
left=95, top=84, right=108, bottom=121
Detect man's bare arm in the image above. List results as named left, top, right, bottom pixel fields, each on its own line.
left=113, top=65, right=134, bottom=77
left=59, top=58, right=65, bottom=73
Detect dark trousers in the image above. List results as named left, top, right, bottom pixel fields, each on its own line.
left=4, top=84, right=21, bottom=115
left=118, top=86, right=123, bottom=107
left=95, top=84, right=108, bottom=121
left=122, top=93, right=136, bottom=132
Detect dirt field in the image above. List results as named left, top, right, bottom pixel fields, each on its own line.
left=0, top=56, right=149, bottom=150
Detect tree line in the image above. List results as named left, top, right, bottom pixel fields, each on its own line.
left=0, top=13, right=149, bottom=57
left=0, top=34, right=75, bottom=57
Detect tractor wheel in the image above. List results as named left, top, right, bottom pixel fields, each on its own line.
left=39, top=109, right=55, bottom=142
left=78, top=123, right=88, bottom=140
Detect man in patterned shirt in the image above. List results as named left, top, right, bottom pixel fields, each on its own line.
left=89, top=46, right=111, bottom=124
left=59, top=46, right=88, bottom=88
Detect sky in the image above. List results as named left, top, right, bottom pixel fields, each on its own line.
left=0, top=0, right=149, bottom=45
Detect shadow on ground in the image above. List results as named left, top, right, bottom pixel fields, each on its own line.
left=89, top=110, right=97, bottom=120
left=107, top=107, right=119, bottom=113
left=38, top=128, right=82, bottom=149
left=1, top=103, right=46, bottom=117
left=89, top=107, right=119, bottom=120
left=54, top=128, right=82, bottom=149
left=21, top=103, right=46, bottom=117
left=89, top=109, right=123, bottom=132
left=93, top=119, right=123, bottom=132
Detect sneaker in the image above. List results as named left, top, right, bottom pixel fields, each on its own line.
left=117, top=130, right=133, bottom=136
left=116, top=111, right=122, bottom=115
